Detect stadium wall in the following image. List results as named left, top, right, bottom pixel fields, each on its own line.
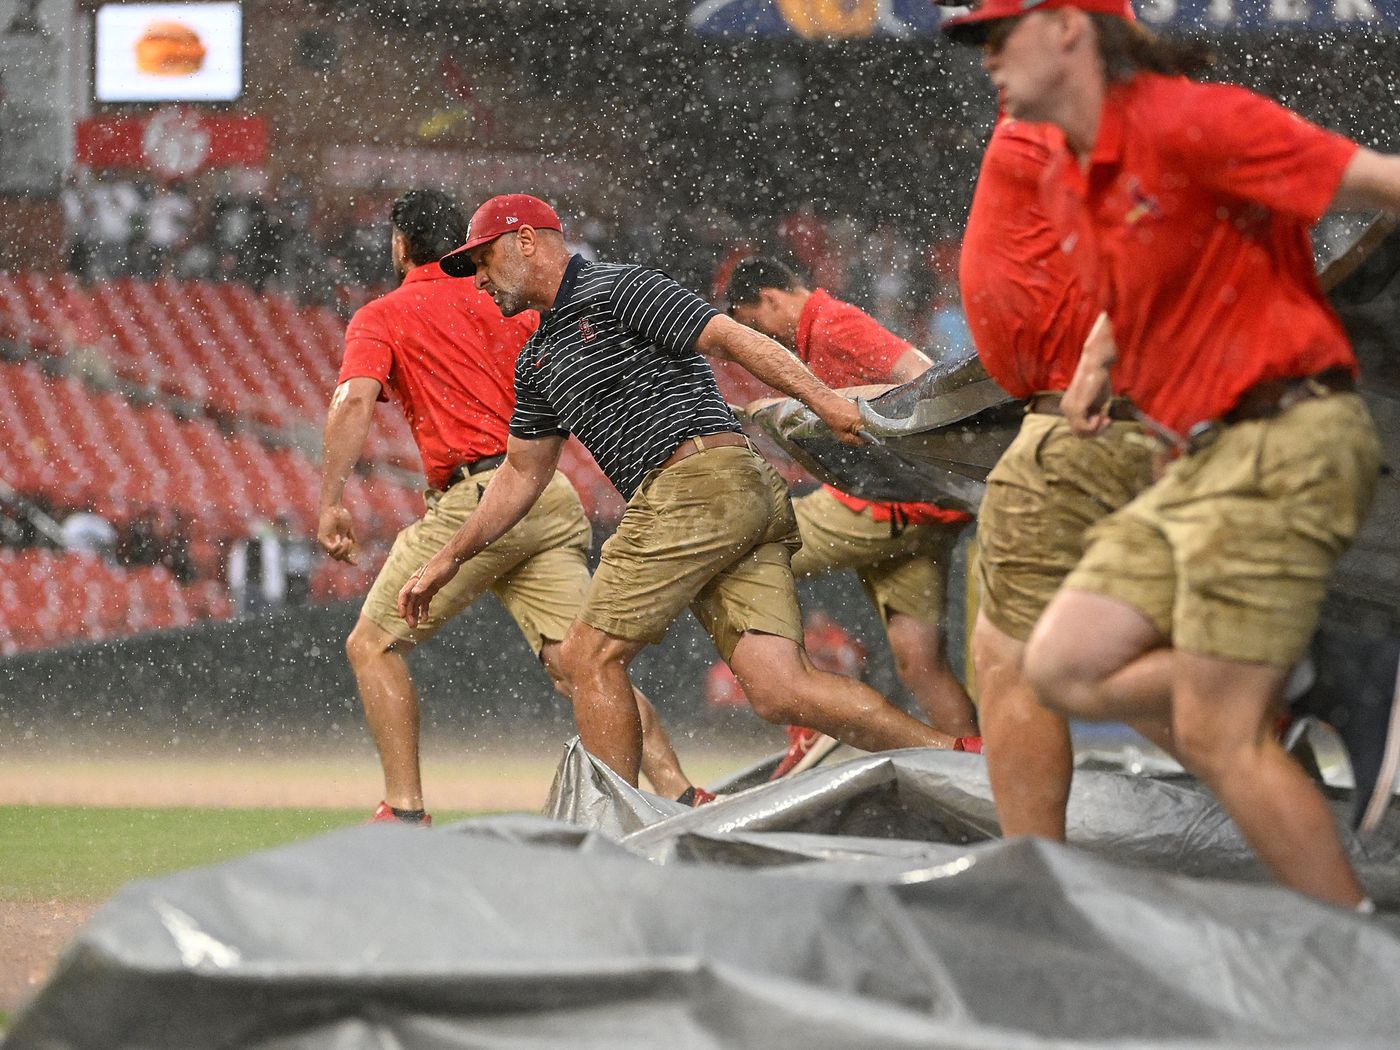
left=0, top=568, right=962, bottom=742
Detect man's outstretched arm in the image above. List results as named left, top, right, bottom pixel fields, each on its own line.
left=1332, top=148, right=1400, bottom=214
left=696, top=314, right=866, bottom=445
left=397, top=433, right=563, bottom=628
left=318, top=377, right=381, bottom=563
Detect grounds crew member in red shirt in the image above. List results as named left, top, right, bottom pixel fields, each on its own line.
left=958, top=119, right=1158, bottom=839
left=947, top=0, right=1400, bottom=907
left=724, top=258, right=980, bottom=764
left=318, top=190, right=699, bottom=822
left=398, top=194, right=980, bottom=787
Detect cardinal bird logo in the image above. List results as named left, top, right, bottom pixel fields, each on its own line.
left=1124, top=177, right=1163, bottom=226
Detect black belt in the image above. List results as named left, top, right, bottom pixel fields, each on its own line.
left=446, top=454, right=506, bottom=488
left=1186, top=368, right=1355, bottom=455
left=1026, top=392, right=1139, bottom=422
left=1221, top=367, right=1354, bottom=426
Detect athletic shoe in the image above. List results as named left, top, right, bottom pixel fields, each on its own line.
left=369, top=801, right=433, bottom=826
left=675, top=786, right=718, bottom=807
left=954, top=736, right=984, bottom=754
left=770, top=726, right=840, bottom=780
left=1291, top=628, right=1400, bottom=833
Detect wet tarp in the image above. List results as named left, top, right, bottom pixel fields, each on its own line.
left=748, top=353, right=1020, bottom=512
left=8, top=744, right=1400, bottom=1050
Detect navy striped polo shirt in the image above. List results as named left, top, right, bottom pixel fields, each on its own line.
left=510, top=255, right=743, bottom=498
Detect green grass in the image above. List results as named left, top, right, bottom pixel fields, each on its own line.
left=0, top=806, right=473, bottom=902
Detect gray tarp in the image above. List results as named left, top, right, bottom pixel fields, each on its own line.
left=7, top=744, right=1400, bottom=1049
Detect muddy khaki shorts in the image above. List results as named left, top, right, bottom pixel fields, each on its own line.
left=1066, top=393, right=1381, bottom=667
left=362, top=468, right=591, bottom=652
left=791, top=485, right=965, bottom=628
left=977, top=412, right=1156, bottom=642
left=582, top=445, right=804, bottom=661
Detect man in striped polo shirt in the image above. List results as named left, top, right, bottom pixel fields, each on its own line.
left=399, top=194, right=979, bottom=786
left=320, top=190, right=701, bottom=821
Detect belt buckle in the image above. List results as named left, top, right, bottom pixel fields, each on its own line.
left=1185, top=420, right=1220, bottom=455
left=1302, top=376, right=1334, bottom=402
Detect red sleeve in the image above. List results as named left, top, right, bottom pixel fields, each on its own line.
left=1164, top=83, right=1358, bottom=224
left=338, top=303, right=392, bottom=401
left=817, top=305, right=913, bottom=384
left=984, top=120, right=1060, bottom=186
left=844, top=310, right=914, bottom=381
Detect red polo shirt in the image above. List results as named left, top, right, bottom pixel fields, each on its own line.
left=797, top=288, right=912, bottom=387
left=1045, top=74, right=1358, bottom=435
left=961, top=119, right=1099, bottom=399
left=796, top=289, right=970, bottom=526
left=339, top=262, right=539, bottom=490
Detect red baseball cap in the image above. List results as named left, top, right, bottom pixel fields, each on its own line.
left=439, top=194, right=563, bottom=277
left=942, top=0, right=1133, bottom=45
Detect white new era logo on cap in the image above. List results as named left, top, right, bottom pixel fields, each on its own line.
left=505, top=216, right=519, bottom=224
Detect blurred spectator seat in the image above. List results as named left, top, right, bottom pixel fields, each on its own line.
left=0, top=548, right=231, bottom=656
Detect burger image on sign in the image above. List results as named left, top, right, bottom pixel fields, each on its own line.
left=134, top=21, right=206, bottom=76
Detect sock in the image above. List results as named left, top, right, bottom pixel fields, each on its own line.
left=390, top=806, right=428, bottom=824
left=1357, top=897, right=1377, bottom=916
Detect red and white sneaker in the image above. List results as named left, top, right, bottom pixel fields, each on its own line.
left=770, top=726, right=840, bottom=780
left=675, top=786, right=718, bottom=807
left=954, top=736, right=984, bottom=754
left=369, top=801, right=432, bottom=826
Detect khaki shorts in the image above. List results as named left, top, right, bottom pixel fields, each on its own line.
left=791, top=485, right=965, bottom=628
left=977, top=412, right=1155, bottom=641
left=362, top=468, right=591, bottom=653
left=1067, top=393, right=1380, bottom=667
left=582, top=445, right=804, bottom=661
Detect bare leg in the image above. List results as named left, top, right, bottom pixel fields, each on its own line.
left=1028, top=591, right=1362, bottom=905
left=542, top=638, right=692, bottom=798
left=1025, top=590, right=1173, bottom=726
left=730, top=631, right=959, bottom=751
left=973, top=612, right=1073, bottom=839
left=635, top=692, right=692, bottom=798
left=559, top=622, right=649, bottom=785
left=1172, top=652, right=1365, bottom=907
left=345, top=616, right=423, bottom=810
left=886, top=611, right=979, bottom=736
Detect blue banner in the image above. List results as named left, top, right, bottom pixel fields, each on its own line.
left=1133, top=0, right=1400, bottom=29
left=689, top=0, right=1400, bottom=34
left=688, top=0, right=941, bottom=38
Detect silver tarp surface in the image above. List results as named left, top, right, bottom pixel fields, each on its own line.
left=7, top=744, right=1400, bottom=1049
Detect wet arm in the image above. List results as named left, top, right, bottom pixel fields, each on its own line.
left=318, top=377, right=380, bottom=561
left=1332, top=149, right=1400, bottom=213
left=697, top=314, right=864, bottom=443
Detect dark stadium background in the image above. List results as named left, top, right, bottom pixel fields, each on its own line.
left=0, top=0, right=1397, bottom=735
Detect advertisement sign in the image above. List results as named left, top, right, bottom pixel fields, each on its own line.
left=94, top=1, right=242, bottom=103
left=76, top=109, right=266, bottom=177
left=1135, top=0, right=1400, bottom=29
left=689, top=0, right=1400, bottom=34
left=689, top=0, right=939, bottom=37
